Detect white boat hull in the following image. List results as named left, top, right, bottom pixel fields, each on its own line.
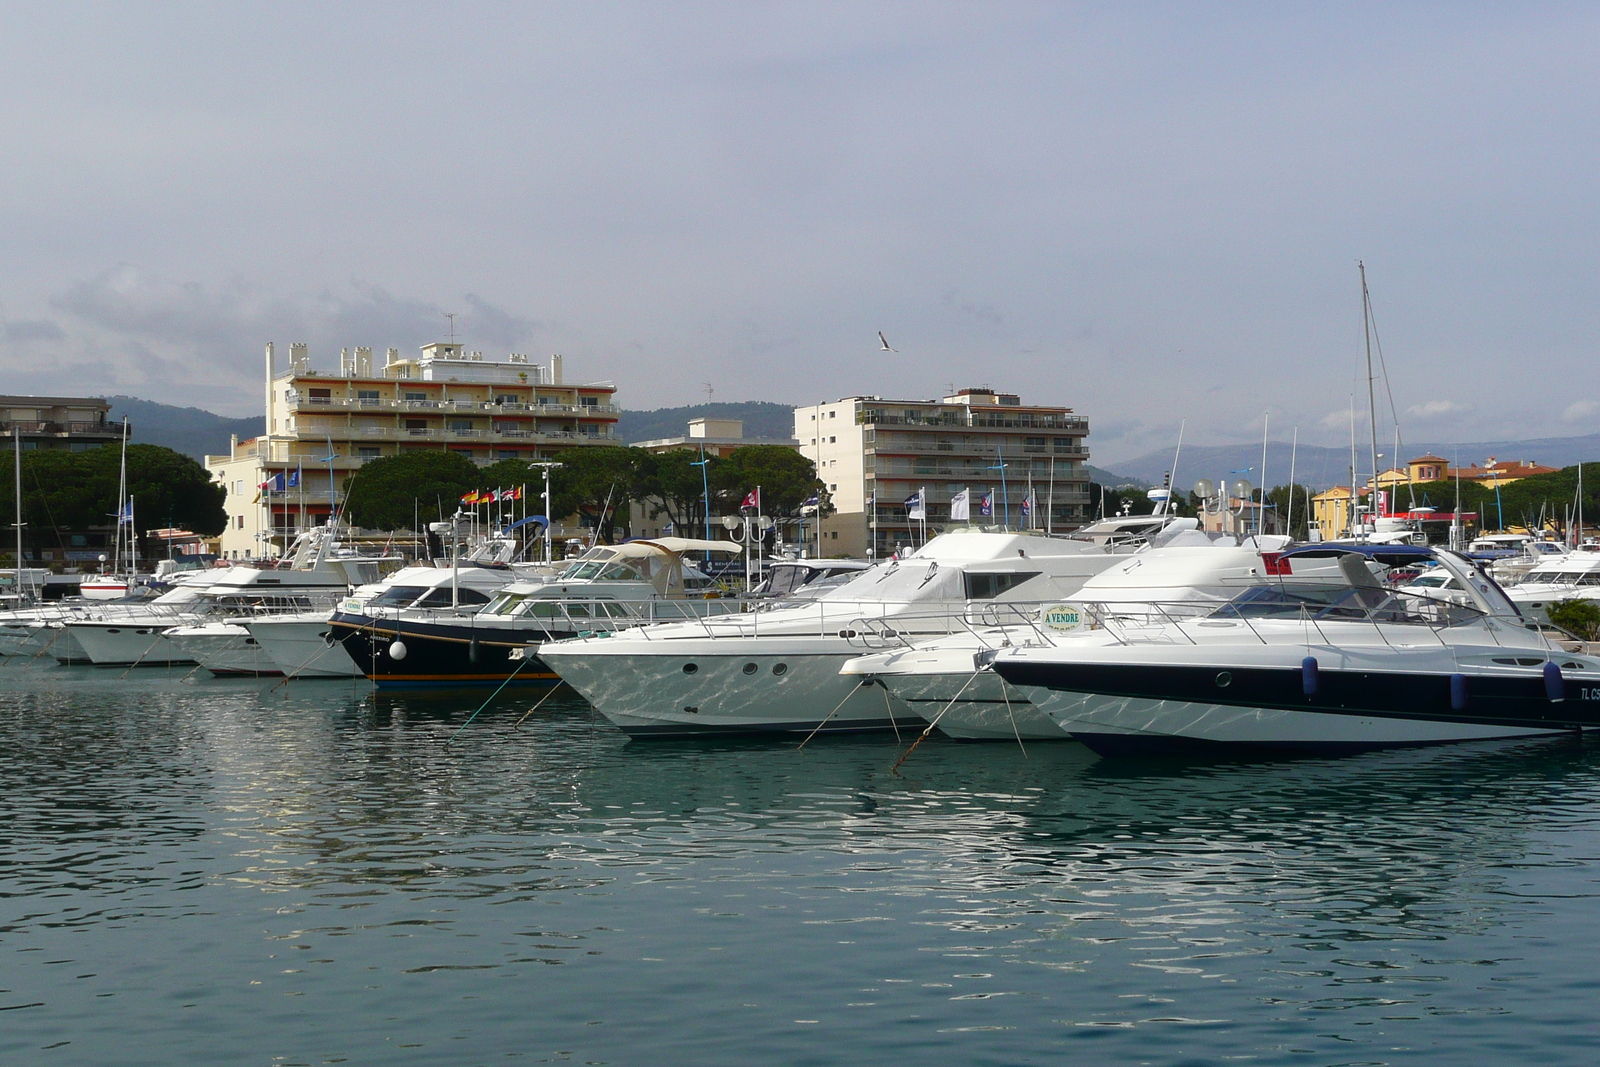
left=542, top=635, right=923, bottom=737
left=163, top=624, right=281, bottom=676
left=65, top=619, right=193, bottom=666
left=245, top=615, right=362, bottom=678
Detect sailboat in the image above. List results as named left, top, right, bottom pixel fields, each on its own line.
left=80, top=417, right=135, bottom=600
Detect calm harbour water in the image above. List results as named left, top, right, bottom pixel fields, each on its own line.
left=3, top=663, right=1600, bottom=1066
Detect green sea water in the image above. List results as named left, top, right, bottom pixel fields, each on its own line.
left=3, top=662, right=1599, bottom=1065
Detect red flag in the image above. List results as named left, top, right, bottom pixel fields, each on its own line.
left=741, top=489, right=759, bottom=509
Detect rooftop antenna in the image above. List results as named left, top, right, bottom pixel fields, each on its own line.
left=443, top=312, right=457, bottom=341
left=702, top=382, right=714, bottom=403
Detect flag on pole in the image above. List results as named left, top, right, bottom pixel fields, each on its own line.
left=117, top=500, right=134, bottom=524
left=949, top=487, right=970, bottom=522
left=460, top=490, right=481, bottom=505
left=259, top=472, right=286, bottom=492
left=904, top=490, right=926, bottom=520
left=741, top=489, right=759, bottom=509
left=502, top=486, right=522, bottom=501
left=799, top=494, right=819, bottom=515
left=979, top=490, right=994, bottom=517
left=1021, top=488, right=1035, bottom=523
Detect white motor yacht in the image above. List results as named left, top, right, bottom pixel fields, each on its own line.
left=64, top=528, right=393, bottom=667
left=989, top=548, right=1600, bottom=755
left=839, top=536, right=1320, bottom=740
left=331, top=538, right=745, bottom=689
left=1502, top=544, right=1600, bottom=623
left=540, top=527, right=1170, bottom=738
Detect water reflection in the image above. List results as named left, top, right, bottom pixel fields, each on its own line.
left=3, top=664, right=1600, bottom=1065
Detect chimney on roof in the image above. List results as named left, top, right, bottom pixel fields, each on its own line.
left=264, top=343, right=275, bottom=436
left=551, top=353, right=564, bottom=384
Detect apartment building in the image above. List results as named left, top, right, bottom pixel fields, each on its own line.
left=207, top=342, right=620, bottom=559
left=796, top=388, right=1091, bottom=557
left=0, top=395, right=122, bottom=450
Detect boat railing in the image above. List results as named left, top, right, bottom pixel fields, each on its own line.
left=1052, top=588, right=1497, bottom=648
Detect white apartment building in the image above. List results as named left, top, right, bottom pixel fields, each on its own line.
left=796, top=388, right=1091, bottom=557
left=207, top=342, right=620, bottom=559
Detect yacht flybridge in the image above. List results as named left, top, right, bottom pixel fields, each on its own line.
left=988, top=548, right=1600, bottom=755
left=540, top=526, right=1183, bottom=738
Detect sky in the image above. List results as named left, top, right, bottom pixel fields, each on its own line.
left=1, top=2, right=1596, bottom=464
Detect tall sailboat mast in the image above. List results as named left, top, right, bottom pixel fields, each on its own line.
left=1359, top=262, right=1381, bottom=527
left=113, top=416, right=129, bottom=576
left=13, top=425, right=22, bottom=581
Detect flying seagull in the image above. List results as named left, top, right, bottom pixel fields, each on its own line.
left=878, top=331, right=897, bottom=352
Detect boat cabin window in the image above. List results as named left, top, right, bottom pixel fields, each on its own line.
left=369, top=585, right=429, bottom=607
left=484, top=592, right=530, bottom=615
left=964, top=571, right=1042, bottom=600
left=416, top=586, right=493, bottom=608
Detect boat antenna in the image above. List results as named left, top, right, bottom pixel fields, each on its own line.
left=1360, top=262, right=1381, bottom=536
left=1286, top=427, right=1298, bottom=540
left=1348, top=394, right=1358, bottom=539
left=1259, top=412, right=1269, bottom=536
left=1166, top=419, right=1185, bottom=517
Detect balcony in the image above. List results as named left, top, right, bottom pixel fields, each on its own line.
left=286, top=392, right=621, bottom=418
left=859, top=410, right=1088, bottom=432
left=870, top=439, right=1088, bottom=459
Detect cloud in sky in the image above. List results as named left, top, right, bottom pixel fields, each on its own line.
left=1563, top=400, right=1600, bottom=423
left=1406, top=399, right=1475, bottom=419
left=0, top=4, right=1596, bottom=454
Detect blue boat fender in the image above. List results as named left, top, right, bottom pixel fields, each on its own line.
left=1301, top=656, right=1319, bottom=699
left=1450, top=673, right=1469, bottom=712
left=1544, top=661, right=1565, bottom=702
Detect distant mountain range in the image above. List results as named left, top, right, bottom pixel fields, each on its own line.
left=1099, top=434, right=1600, bottom=491
left=107, top=396, right=264, bottom=460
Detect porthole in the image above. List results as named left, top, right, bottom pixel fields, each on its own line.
left=742, top=662, right=758, bottom=675
left=772, top=663, right=788, bottom=676
left=107, top=628, right=121, bottom=634
left=682, top=663, right=698, bottom=675
left=1215, top=671, right=1232, bottom=688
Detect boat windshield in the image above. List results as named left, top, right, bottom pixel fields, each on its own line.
left=558, top=560, right=644, bottom=582
left=1215, top=584, right=1486, bottom=626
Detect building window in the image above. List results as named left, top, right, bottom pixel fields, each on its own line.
left=831, top=531, right=839, bottom=539
left=405, top=392, right=427, bottom=401
left=580, top=396, right=598, bottom=407
left=357, top=447, right=380, bottom=459
left=497, top=450, right=518, bottom=459
left=237, top=515, right=245, bottom=529
left=451, top=448, right=473, bottom=457
left=1053, top=438, right=1076, bottom=453
left=308, top=388, right=331, bottom=403
left=829, top=411, right=836, bottom=418
left=829, top=436, right=836, bottom=444
left=357, top=390, right=380, bottom=401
